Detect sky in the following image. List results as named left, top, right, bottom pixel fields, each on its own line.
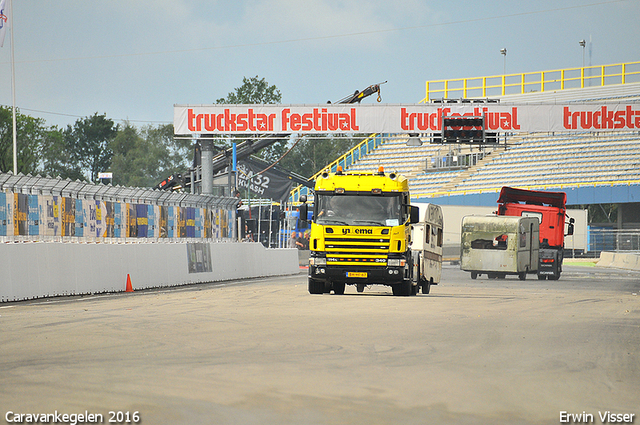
left=0, top=0, right=639, bottom=130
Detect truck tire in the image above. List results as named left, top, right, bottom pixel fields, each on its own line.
left=518, top=271, right=526, bottom=280
left=392, top=280, right=413, bottom=296
left=421, top=278, right=431, bottom=294
left=333, top=282, right=346, bottom=295
left=356, top=283, right=365, bottom=293
left=308, top=278, right=324, bottom=294
left=537, top=274, right=546, bottom=280
left=471, top=272, right=478, bottom=280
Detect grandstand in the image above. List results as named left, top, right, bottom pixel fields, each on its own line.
left=294, top=61, right=640, bottom=207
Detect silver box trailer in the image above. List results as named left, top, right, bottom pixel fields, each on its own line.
left=460, top=215, right=539, bottom=280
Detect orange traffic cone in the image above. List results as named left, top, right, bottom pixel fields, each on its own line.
left=125, top=274, right=134, bottom=292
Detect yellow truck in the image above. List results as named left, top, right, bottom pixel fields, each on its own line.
left=302, top=167, right=442, bottom=296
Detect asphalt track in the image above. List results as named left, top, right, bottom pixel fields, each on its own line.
left=1, top=264, right=639, bottom=425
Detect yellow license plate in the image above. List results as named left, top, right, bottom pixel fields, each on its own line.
left=346, top=272, right=367, bottom=278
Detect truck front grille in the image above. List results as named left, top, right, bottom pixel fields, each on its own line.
left=324, top=235, right=390, bottom=266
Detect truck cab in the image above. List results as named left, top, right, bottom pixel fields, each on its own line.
left=306, top=167, right=423, bottom=296
left=496, top=187, right=574, bottom=280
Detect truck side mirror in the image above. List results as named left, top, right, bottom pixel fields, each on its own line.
left=409, top=205, right=420, bottom=224
left=566, top=217, right=575, bottom=236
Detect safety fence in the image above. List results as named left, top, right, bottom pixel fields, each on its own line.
left=0, top=172, right=238, bottom=243
left=589, top=228, right=640, bottom=255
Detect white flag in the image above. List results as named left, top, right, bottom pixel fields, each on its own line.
left=0, top=0, right=7, bottom=48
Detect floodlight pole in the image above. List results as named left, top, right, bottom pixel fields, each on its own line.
left=10, top=0, right=17, bottom=174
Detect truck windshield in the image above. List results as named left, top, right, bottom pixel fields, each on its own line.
left=315, top=194, right=403, bottom=226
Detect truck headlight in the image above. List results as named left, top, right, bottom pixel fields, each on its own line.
left=310, top=257, right=326, bottom=266
left=387, top=259, right=406, bottom=267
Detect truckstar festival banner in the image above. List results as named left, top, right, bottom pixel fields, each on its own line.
left=174, top=103, right=640, bottom=135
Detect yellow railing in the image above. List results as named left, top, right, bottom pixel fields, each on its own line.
left=420, top=61, right=640, bottom=102
left=288, top=133, right=384, bottom=203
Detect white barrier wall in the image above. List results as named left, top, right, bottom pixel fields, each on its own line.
left=0, top=242, right=300, bottom=302
left=597, top=251, right=640, bottom=271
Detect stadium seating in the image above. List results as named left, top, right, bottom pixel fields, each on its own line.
left=341, top=79, right=640, bottom=198
left=448, top=131, right=640, bottom=194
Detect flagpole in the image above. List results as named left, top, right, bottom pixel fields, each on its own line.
left=10, top=0, right=16, bottom=174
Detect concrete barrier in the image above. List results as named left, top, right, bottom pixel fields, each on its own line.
left=0, top=242, right=299, bottom=302
left=596, top=252, right=616, bottom=268
left=597, top=251, right=640, bottom=271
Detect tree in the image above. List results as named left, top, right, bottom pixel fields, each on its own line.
left=41, top=126, right=85, bottom=181
left=110, top=123, right=192, bottom=187
left=67, top=113, right=117, bottom=182
left=0, top=106, right=48, bottom=175
left=216, top=76, right=287, bottom=162
left=41, top=113, right=117, bottom=182
left=216, top=76, right=282, bottom=105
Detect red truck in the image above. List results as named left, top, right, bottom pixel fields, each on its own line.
left=496, top=187, right=574, bottom=280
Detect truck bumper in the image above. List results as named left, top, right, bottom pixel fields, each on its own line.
left=308, top=264, right=407, bottom=285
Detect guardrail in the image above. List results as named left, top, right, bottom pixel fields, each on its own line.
left=421, top=61, right=640, bottom=102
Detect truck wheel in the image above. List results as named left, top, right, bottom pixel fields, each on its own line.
left=333, top=282, right=346, bottom=295
left=308, top=278, right=324, bottom=294
left=471, top=272, right=478, bottom=280
left=537, top=275, right=546, bottom=280
left=392, top=280, right=412, bottom=296
left=518, top=271, right=526, bottom=281
left=548, top=273, right=560, bottom=281
left=421, top=278, right=431, bottom=294
left=356, top=283, right=365, bottom=293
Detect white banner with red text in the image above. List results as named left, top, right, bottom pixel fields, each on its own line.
left=174, top=103, right=640, bottom=135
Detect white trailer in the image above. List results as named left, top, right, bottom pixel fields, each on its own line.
left=460, top=215, right=539, bottom=280
left=411, top=203, right=443, bottom=294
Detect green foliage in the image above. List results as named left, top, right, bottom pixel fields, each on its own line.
left=42, top=126, right=85, bottom=181
left=213, top=76, right=366, bottom=178
left=279, top=135, right=364, bottom=178
left=0, top=106, right=47, bottom=175
left=110, top=123, right=191, bottom=187
left=0, top=76, right=359, bottom=189
left=41, top=113, right=117, bottom=182
left=0, top=107, right=191, bottom=187
left=68, top=113, right=117, bottom=182
left=216, top=76, right=287, bottom=162
left=216, top=76, right=282, bottom=105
